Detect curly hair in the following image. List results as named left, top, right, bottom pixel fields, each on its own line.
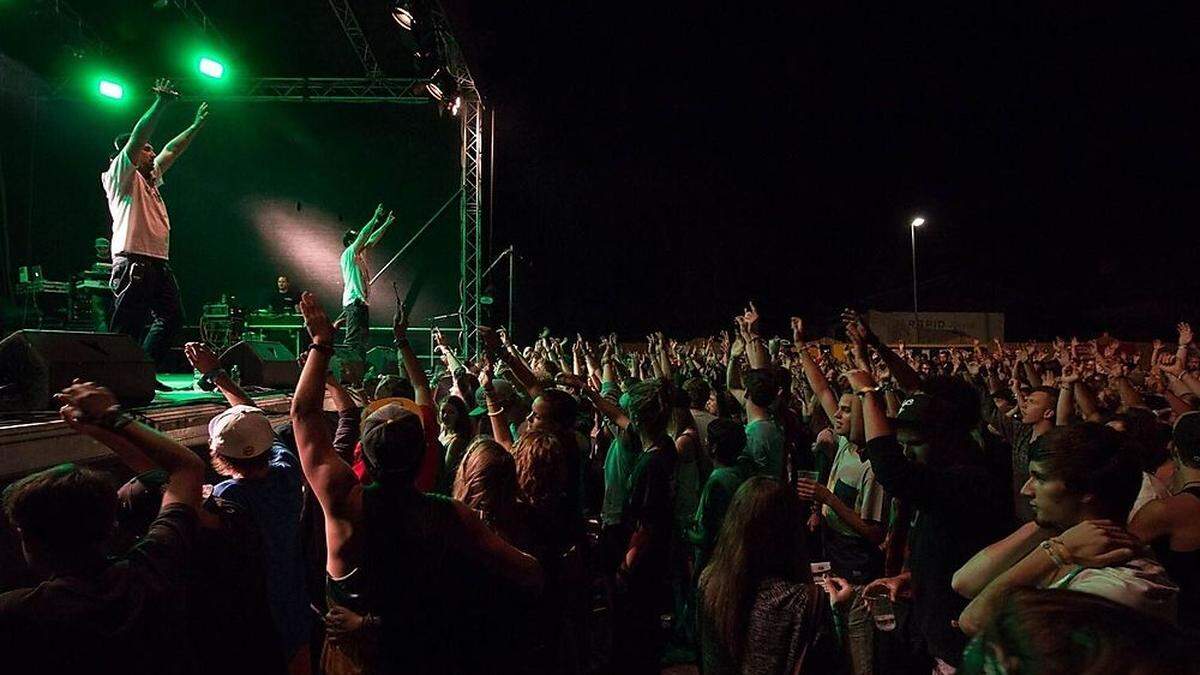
left=510, top=429, right=568, bottom=515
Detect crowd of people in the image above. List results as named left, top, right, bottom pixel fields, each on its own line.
left=2, top=295, right=1199, bottom=674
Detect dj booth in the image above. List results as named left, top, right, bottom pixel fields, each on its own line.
left=198, top=301, right=458, bottom=370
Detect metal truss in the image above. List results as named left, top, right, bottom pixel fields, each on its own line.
left=326, top=0, right=383, bottom=79
left=36, top=0, right=108, bottom=56
left=176, top=77, right=428, bottom=103
left=425, top=2, right=486, bottom=355
left=459, top=96, right=484, bottom=356
left=164, top=0, right=228, bottom=46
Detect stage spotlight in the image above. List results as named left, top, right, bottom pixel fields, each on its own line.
left=98, top=79, right=124, bottom=99
left=425, top=68, right=454, bottom=102
left=448, top=95, right=462, bottom=116
left=911, top=216, right=925, bottom=227
left=391, top=2, right=415, bottom=30
left=198, top=57, right=224, bottom=79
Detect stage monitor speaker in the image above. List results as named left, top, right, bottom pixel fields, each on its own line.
left=220, top=340, right=299, bottom=389
left=0, top=330, right=156, bottom=411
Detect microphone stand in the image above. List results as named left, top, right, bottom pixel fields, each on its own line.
left=480, top=246, right=516, bottom=336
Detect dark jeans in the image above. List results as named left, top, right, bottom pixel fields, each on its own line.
left=341, top=300, right=369, bottom=360
left=110, top=254, right=183, bottom=370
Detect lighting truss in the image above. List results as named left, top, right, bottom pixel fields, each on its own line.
left=424, top=2, right=485, bottom=356
left=326, top=0, right=383, bottom=79
left=162, top=0, right=228, bottom=47
left=176, top=77, right=429, bottom=103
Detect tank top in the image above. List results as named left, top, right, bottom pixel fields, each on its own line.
left=1150, top=485, right=1200, bottom=625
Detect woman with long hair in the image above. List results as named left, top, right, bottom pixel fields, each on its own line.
left=452, top=436, right=522, bottom=545
left=437, top=395, right=474, bottom=494
left=699, top=476, right=852, bottom=674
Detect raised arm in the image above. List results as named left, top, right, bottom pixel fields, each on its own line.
left=122, top=78, right=176, bottom=163
left=393, top=302, right=431, bottom=406
left=184, top=342, right=254, bottom=408
left=486, top=326, right=544, bottom=399
left=347, top=204, right=384, bottom=254
left=793, top=317, right=840, bottom=423
left=844, top=309, right=923, bottom=393
left=479, top=356, right=514, bottom=449
left=154, top=102, right=208, bottom=176
left=364, top=209, right=396, bottom=249
left=293, top=293, right=362, bottom=523
left=1055, top=370, right=1076, bottom=426
left=56, top=382, right=204, bottom=511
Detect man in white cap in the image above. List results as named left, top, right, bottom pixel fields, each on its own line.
left=208, top=402, right=311, bottom=673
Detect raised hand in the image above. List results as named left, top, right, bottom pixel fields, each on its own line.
left=742, top=301, right=760, bottom=334
left=299, top=291, right=334, bottom=345
left=844, top=368, right=877, bottom=393
left=479, top=325, right=502, bottom=356
left=1179, top=322, right=1194, bottom=347
left=790, top=317, right=804, bottom=344
left=183, top=341, right=220, bottom=374
left=54, top=381, right=119, bottom=427
left=152, top=78, right=179, bottom=99
left=1059, top=363, right=1080, bottom=385
left=392, top=299, right=409, bottom=343
left=192, top=102, right=209, bottom=128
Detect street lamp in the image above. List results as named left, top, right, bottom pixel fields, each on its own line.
left=910, top=216, right=925, bottom=343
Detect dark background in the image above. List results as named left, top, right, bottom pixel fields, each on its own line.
left=3, top=2, right=1200, bottom=341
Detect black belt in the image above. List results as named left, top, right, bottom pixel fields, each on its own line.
left=114, top=253, right=169, bottom=266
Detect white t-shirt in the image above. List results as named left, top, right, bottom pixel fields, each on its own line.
left=1129, top=472, right=1171, bottom=523
left=340, top=246, right=369, bottom=307
left=822, top=435, right=886, bottom=538
left=1050, top=556, right=1179, bottom=624
left=101, top=150, right=170, bottom=259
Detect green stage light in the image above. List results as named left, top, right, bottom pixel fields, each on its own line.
left=98, top=80, right=124, bottom=99
left=198, top=57, right=224, bottom=79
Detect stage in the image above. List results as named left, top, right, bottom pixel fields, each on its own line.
left=0, top=373, right=293, bottom=482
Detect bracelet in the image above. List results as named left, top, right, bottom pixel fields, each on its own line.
left=96, top=408, right=136, bottom=431
left=307, top=343, right=334, bottom=356
left=487, top=407, right=506, bottom=417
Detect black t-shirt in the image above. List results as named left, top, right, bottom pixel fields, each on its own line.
left=0, top=503, right=198, bottom=675
left=864, top=435, right=1009, bottom=667
left=188, top=497, right=287, bottom=675
left=269, top=290, right=301, bottom=313
left=623, top=440, right=677, bottom=587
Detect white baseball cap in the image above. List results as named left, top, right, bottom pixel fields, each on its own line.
left=208, top=405, right=274, bottom=459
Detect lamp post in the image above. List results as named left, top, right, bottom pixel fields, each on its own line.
left=910, top=216, right=925, bottom=344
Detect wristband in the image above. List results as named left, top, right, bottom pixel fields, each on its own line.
left=97, top=408, right=136, bottom=431
left=308, top=343, right=334, bottom=356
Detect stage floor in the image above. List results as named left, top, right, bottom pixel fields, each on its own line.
left=0, top=372, right=294, bottom=481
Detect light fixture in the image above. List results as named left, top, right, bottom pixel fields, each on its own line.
left=98, top=80, right=124, bottom=99
left=425, top=68, right=452, bottom=101
left=391, top=2, right=415, bottom=30
left=447, top=94, right=461, bottom=116
left=911, top=217, right=925, bottom=228
left=198, top=57, right=224, bottom=79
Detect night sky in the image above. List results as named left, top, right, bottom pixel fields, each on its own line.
left=4, top=3, right=1199, bottom=342
left=461, top=3, right=1200, bottom=341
